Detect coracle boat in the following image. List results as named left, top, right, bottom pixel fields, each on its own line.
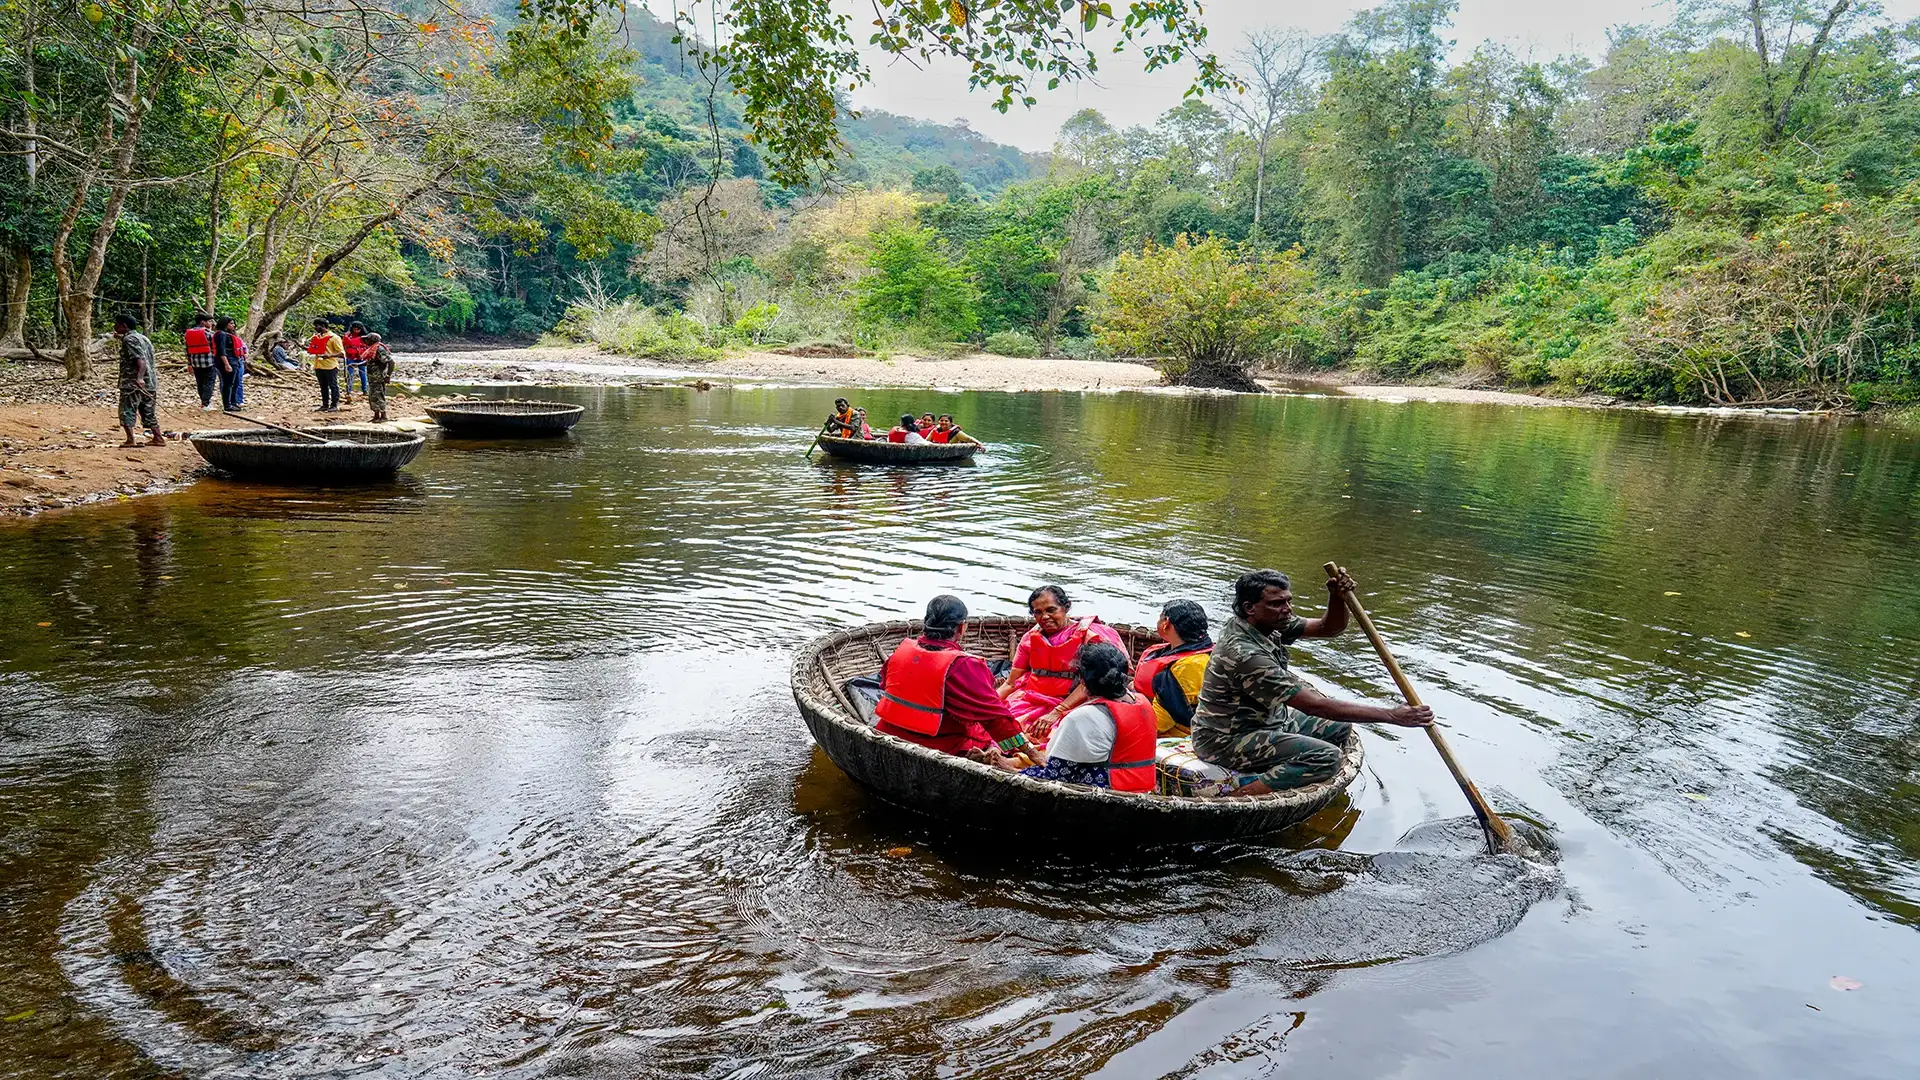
left=189, top=427, right=426, bottom=478
left=790, top=617, right=1363, bottom=846
left=425, top=399, right=586, bottom=435
left=813, top=434, right=978, bottom=464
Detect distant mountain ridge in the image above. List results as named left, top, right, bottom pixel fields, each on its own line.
left=619, top=9, right=1041, bottom=194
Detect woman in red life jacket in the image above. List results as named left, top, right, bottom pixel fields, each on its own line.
left=886, top=413, right=930, bottom=445
left=928, top=414, right=985, bottom=448
left=1134, top=600, right=1214, bottom=738
left=998, top=584, right=1128, bottom=741
left=991, top=640, right=1158, bottom=792
left=875, top=595, right=1031, bottom=759
left=342, top=321, right=369, bottom=404
left=183, top=313, right=218, bottom=409
left=212, top=316, right=244, bottom=411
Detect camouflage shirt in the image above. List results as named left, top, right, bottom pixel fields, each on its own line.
left=1190, top=614, right=1310, bottom=759
left=117, top=331, right=156, bottom=391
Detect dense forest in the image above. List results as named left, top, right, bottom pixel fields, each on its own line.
left=5, top=0, right=1919, bottom=405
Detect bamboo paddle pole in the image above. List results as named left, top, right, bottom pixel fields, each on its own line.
left=1324, top=561, right=1521, bottom=856
left=223, top=412, right=331, bottom=444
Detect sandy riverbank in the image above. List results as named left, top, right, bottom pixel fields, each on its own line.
left=398, top=344, right=1170, bottom=392
left=0, top=358, right=436, bottom=518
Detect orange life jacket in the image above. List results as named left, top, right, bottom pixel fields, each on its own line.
left=184, top=327, right=212, bottom=355
left=875, top=638, right=964, bottom=737
left=1018, top=617, right=1102, bottom=698
left=1133, top=641, right=1213, bottom=702
left=929, top=427, right=959, bottom=444
left=1090, top=695, right=1158, bottom=793
left=307, top=333, right=331, bottom=356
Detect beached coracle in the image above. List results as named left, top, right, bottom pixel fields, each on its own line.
left=813, top=434, right=978, bottom=464
left=791, top=617, right=1363, bottom=846
left=189, top=428, right=426, bottom=477
left=426, top=400, right=586, bottom=435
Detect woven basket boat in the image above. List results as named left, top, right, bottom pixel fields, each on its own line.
left=425, top=400, right=585, bottom=435
left=791, top=617, right=1363, bottom=846
left=814, top=434, right=978, bottom=464
left=189, top=428, right=426, bottom=477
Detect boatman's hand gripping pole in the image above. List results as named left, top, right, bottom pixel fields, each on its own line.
left=1324, top=562, right=1523, bottom=857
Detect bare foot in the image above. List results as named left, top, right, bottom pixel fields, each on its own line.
left=148, top=434, right=167, bottom=446
left=119, top=438, right=139, bottom=448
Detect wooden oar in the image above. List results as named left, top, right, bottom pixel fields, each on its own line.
left=223, top=411, right=331, bottom=444
left=1323, top=561, right=1522, bottom=856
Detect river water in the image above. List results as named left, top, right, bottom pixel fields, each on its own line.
left=2, top=386, right=1917, bottom=1078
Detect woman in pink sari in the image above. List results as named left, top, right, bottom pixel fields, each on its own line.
left=998, top=584, right=1127, bottom=745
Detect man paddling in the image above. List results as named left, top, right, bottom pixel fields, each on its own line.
left=875, top=595, right=1034, bottom=759
left=1193, top=568, right=1432, bottom=795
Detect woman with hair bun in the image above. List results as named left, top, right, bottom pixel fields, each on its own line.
left=992, top=641, right=1158, bottom=791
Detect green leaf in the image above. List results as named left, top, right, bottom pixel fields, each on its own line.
left=228, top=0, right=245, bottom=23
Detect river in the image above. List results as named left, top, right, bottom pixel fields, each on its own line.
left=2, top=386, right=1916, bottom=1078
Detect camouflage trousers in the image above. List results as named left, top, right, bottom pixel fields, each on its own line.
left=118, top=385, right=158, bottom=431
left=1199, top=711, right=1352, bottom=791
left=366, top=379, right=387, bottom=415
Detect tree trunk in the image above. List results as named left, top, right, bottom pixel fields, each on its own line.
left=1251, top=133, right=1269, bottom=246
left=0, top=246, right=29, bottom=350
left=203, top=171, right=222, bottom=314
left=53, top=43, right=152, bottom=379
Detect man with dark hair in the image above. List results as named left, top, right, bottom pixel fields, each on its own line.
left=1193, top=567, right=1432, bottom=795
left=1135, top=599, right=1213, bottom=737
left=875, top=595, right=1031, bottom=758
left=113, top=313, right=164, bottom=447
left=183, top=312, right=217, bottom=409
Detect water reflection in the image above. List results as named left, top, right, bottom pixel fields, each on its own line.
left=1, top=385, right=1916, bottom=1076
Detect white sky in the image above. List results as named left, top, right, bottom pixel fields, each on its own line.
left=847, top=0, right=1920, bottom=150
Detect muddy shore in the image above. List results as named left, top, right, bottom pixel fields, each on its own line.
left=0, top=358, right=436, bottom=519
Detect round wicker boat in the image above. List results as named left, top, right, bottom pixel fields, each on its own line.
left=425, top=400, right=585, bottom=435
left=791, top=617, right=1363, bottom=846
left=814, top=434, right=978, bottom=464
left=189, top=428, right=426, bottom=477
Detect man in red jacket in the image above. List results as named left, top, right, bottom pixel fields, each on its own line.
left=875, top=595, right=1031, bottom=758
left=183, top=313, right=217, bottom=409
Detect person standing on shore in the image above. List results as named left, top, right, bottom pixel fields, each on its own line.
left=114, top=313, right=164, bottom=447
left=342, top=321, right=369, bottom=405
left=307, top=318, right=345, bottom=412
left=183, top=313, right=217, bottom=410
left=363, top=333, right=395, bottom=422
left=213, top=316, right=243, bottom=411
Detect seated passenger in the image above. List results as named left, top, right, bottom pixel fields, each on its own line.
left=1193, top=568, right=1432, bottom=795
left=998, top=584, right=1127, bottom=740
left=919, top=412, right=938, bottom=435
left=887, top=413, right=930, bottom=445
left=1135, top=600, right=1214, bottom=738
left=824, top=398, right=859, bottom=438
left=928, top=414, right=982, bottom=447
left=853, top=407, right=874, bottom=439
left=992, top=641, right=1156, bottom=791
left=876, top=595, right=1034, bottom=759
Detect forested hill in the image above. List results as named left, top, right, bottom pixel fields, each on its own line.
left=619, top=11, right=1037, bottom=195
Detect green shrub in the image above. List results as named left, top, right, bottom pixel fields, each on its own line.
left=982, top=329, right=1039, bottom=357
left=1058, top=335, right=1111, bottom=361
left=553, top=300, right=721, bottom=361
left=855, top=226, right=982, bottom=340
left=1093, top=235, right=1311, bottom=390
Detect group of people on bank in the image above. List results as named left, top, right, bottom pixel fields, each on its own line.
left=873, top=569, right=1433, bottom=795
left=107, top=311, right=399, bottom=446
left=823, top=399, right=983, bottom=447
